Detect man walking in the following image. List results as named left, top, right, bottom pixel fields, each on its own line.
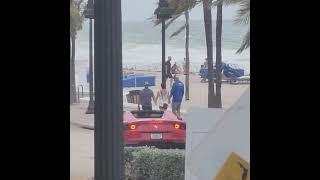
left=170, top=76, right=184, bottom=119
left=138, top=81, right=156, bottom=110
left=171, top=62, right=178, bottom=76
left=165, top=56, right=173, bottom=87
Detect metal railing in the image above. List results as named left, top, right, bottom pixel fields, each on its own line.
left=77, top=85, right=84, bottom=103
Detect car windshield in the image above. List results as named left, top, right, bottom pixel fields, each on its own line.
left=131, top=110, right=164, bottom=118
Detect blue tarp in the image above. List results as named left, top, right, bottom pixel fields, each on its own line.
left=223, top=64, right=244, bottom=78
left=123, top=74, right=156, bottom=88
left=123, top=77, right=135, bottom=88
left=136, top=76, right=155, bottom=87
left=200, top=63, right=245, bottom=80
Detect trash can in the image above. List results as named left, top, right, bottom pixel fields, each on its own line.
left=126, top=90, right=140, bottom=104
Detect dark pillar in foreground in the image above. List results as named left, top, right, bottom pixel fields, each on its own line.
left=94, top=0, right=124, bottom=179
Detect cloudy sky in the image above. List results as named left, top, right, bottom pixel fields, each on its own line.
left=122, top=0, right=239, bottom=22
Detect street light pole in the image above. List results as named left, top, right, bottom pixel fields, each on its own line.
left=86, top=18, right=94, bottom=114
left=154, top=0, right=173, bottom=88
left=95, top=0, right=124, bottom=179
left=85, top=0, right=94, bottom=114
left=161, top=19, right=166, bottom=86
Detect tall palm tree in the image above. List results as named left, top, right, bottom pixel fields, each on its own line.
left=184, top=11, right=190, bottom=100
left=70, top=0, right=84, bottom=104
left=204, top=0, right=250, bottom=108
left=215, top=1, right=223, bottom=108
left=212, top=0, right=250, bottom=108
left=166, top=11, right=191, bottom=100
left=214, top=0, right=250, bottom=53
left=202, top=0, right=216, bottom=108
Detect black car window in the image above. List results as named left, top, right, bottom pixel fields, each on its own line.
left=131, top=110, right=164, bottom=118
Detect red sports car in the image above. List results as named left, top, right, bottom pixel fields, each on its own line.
left=123, top=110, right=186, bottom=149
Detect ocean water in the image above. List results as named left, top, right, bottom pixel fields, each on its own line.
left=75, top=20, right=250, bottom=90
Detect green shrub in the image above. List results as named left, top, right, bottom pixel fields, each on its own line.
left=124, top=146, right=153, bottom=180
left=124, top=147, right=185, bottom=180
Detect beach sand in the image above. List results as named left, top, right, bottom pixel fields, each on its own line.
left=123, top=69, right=249, bottom=110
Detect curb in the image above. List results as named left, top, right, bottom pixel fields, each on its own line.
left=71, top=120, right=94, bottom=130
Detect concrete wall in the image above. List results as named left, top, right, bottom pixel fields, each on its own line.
left=185, top=87, right=250, bottom=180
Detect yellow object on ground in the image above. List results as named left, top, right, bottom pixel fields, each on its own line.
left=214, top=152, right=250, bottom=180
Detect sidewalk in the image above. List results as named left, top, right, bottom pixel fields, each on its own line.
left=70, top=176, right=93, bottom=180
left=70, top=102, right=94, bottom=129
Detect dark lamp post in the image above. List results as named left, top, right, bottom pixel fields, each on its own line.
left=84, top=0, right=95, bottom=114
left=84, top=0, right=94, bottom=19
left=154, top=0, right=173, bottom=87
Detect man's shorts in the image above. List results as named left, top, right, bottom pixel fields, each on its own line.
left=172, top=101, right=181, bottom=113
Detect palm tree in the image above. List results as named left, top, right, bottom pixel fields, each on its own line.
left=214, top=0, right=250, bottom=53
left=165, top=11, right=191, bottom=100
left=70, top=0, right=84, bottom=104
left=151, top=0, right=197, bottom=100
left=215, top=1, right=223, bottom=108
left=211, top=0, right=250, bottom=107
left=184, top=11, right=190, bottom=100
left=202, top=0, right=216, bottom=108
left=234, top=0, right=250, bottom=53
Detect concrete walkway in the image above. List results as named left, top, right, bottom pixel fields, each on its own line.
left=70, top=176, right=93, bottom=180
left=70, top=102, right=94, bottom=129
left=70, top=123, right=94, bottom=178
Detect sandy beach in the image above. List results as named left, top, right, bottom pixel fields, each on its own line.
left=123, top=69, right=249, bottom=110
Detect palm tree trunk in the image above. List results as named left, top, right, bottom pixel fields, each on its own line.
left=215, top=1, right=223, bottom=108
left=203, top=0, right=215, bottom=108
left=185, top=11, right=190, bottom=100
left=70, top=35, right=77, bottom=104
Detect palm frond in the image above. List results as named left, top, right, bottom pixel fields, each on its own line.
left=74, top=0, right=84, bottom=9
left=173, top=0, right=199, bottom=14
left=154, top=14, right=182, bottom=28
left=234, top=0, right=250, bottom=25
left=236, top=29, right=250, bottom=54
left=170, top=23, right=187, bottom=38
left=212, top=0, right=242, bottom=7
left=151, top=0, right=199, bottom=27
left=146, top=16, right=154, bottom=21
left=165, top=14, right=182, bottom=29
left=70, top=2, right=82, bottom=33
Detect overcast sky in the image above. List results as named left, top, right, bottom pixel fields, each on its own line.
left=122, top=0, right=239, bottom=22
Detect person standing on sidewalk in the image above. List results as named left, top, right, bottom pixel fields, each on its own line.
left=165, top=56, right=173, bottom=87
left=170, top=76, right=184, bottom=119
left=171, top=62, right=178, bottom=77
left=138, top=81, right=156, bottom=111
left=155, top=83, right=170, bottom=111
